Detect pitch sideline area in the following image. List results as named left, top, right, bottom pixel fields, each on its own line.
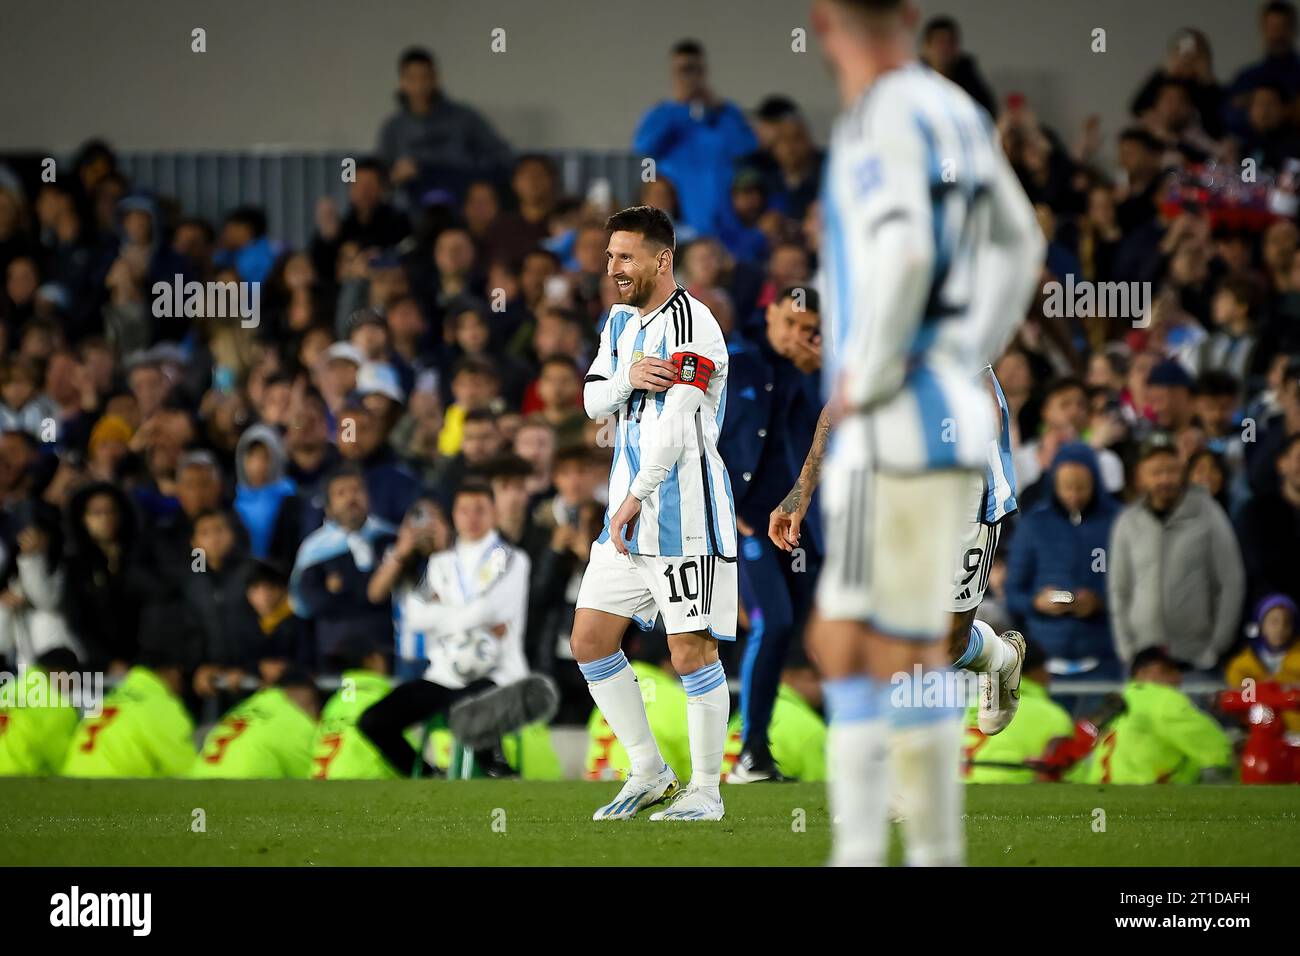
left=3, top=780, right=1297, bottom=867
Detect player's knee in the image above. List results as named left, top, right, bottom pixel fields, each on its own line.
left=668, top=641, right=713, bottom=676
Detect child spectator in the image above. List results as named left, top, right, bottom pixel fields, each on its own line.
left=234, top=425, right=297, bottom=560
left=1225, top=594, right=1300, bottom=732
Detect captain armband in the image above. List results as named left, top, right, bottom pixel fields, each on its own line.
left=670, top=352, right=716, bottom=392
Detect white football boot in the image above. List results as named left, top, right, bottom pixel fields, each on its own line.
left=592, top=764, right=680, bottom=821
left=977, top=629, right=1026, bottom=735
left=648, top=785, right=725, bottom=821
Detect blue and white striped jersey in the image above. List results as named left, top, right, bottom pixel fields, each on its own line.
left=585, top=287, right=737, bottom=558
left=820, top=62, right=1041, bottom=472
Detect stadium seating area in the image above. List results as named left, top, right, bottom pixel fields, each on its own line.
left=1, top=4, right=1300, bottom=783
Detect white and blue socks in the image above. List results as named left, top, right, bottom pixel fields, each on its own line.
left=580, top=651, right=664, bottom=777
left=888, top=668, right=965, bottom=867
left=680, top=661, right=729, bottom=790
left=824, top=676, right=891, bottom=866
left=953, top=619, right=1008, bottom=674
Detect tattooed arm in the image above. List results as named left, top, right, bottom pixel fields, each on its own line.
left=768, top=404, right=833, bottom=552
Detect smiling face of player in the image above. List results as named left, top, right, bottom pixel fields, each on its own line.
left=606, top=230, right=672, bottom=310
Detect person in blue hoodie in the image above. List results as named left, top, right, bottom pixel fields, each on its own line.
left=234, top=424, right=297, bottom=561
left=1005, top=442, right=1121, bottom=680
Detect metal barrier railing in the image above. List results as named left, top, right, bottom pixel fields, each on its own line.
left=117, top=149, right=644, bottom=248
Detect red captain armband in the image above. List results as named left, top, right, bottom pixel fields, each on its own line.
left=671, top=352, right=716, bottom=392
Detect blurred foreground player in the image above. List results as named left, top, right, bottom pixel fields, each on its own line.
left=0, top=649, right=82, bottom=776
left=189, top=671, right=320, bottom=779
left=62, top=654, right=195, bottom=778
left=801, top=0, right=1042, bottom=865
left=1079, top=646, right=1232, bottom=784
left=573, top=206, right=738, bottom=821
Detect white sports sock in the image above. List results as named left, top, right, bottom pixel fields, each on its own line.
left=824, top=677, right=891, bottom=866
left=890, top=715, right=965, bottom=867
left=580, top=651, right=664, bottom=777
left=681, top=661, right=728, bottom=790
left=957, top=619, right=1008, bottom=674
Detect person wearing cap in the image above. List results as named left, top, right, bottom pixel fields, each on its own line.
left=1006, top=442, right=1121, bottom=680
left=319, top=342, right=363, bottom=415
left=1142, top=359, right=1197, bottom=434
left=1078, top=646, right=1232, bottom=784
left=333, top=394, right=421, bottom=527
left=1225, top=593, right=1300, bottom=732
left=356, top=361, right=406, bottom=438
left=1107, top=435, right=1245, bottom=671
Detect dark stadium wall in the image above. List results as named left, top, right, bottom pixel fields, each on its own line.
left=0, top=0, right=1255, bottom=154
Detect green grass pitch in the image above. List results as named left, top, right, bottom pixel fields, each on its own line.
left=3, top=779, right=1298, bottom=866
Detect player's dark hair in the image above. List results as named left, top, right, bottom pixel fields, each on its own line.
left=35, top=647, right=82, bottom=674
left=605, top=205, right=676, bottom=253
left=399, top=46, right=434, bottom=69
left=776, top=285, right=821, bottom=314
left=671, top=39, right=705, bottom=57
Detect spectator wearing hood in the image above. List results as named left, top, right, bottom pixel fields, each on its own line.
left=234, top=424, right=297, bottom=560
left=63, top=482, right=142, bottom=671
left=1006, top=443, right=1121, bottom=678
left=1108, top=437, right=1245, bottom=671
left=1225, top=594, right=1300, bottom=732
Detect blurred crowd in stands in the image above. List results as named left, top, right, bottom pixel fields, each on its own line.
left=1, top=4, right=1300, bottom=781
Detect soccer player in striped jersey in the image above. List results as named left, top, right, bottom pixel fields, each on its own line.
left=793, top=0, right=1043, bottom=865
left=573, top=205, right=738, bottom=822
